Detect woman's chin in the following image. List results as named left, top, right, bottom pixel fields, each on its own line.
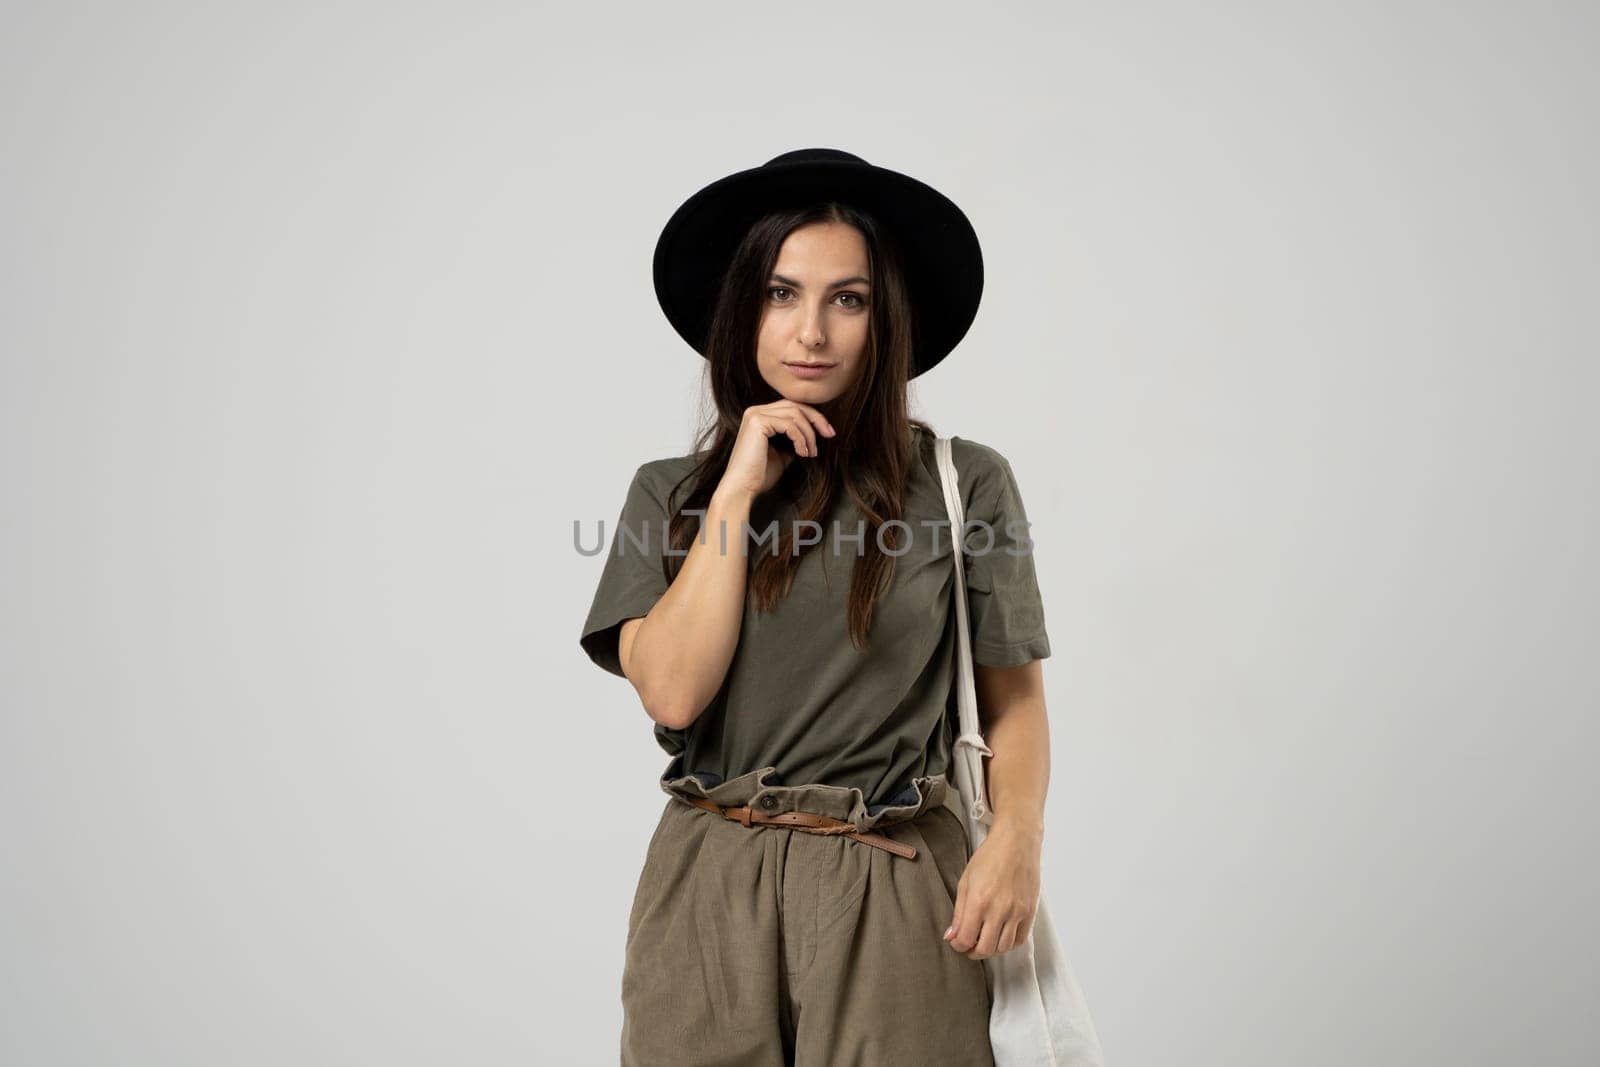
left=765, top=380, right=824, bottom=401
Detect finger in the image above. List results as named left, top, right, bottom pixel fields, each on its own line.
left=776, top=411, right=816, bottom=457
left=944, top=888, right=965, bottom=945
left=995, top=914, right=1022, bottom=956
left=949, top=895, right=985, bottom=953
left=779, top=400, right=835, bottom=441
left=786, top=413, right=818, bottom=457
left=758, top=413, right=810, bottom=457
left=971, top=913, right=1003, bottom=959
left=765, top=412, right=811, bottom=457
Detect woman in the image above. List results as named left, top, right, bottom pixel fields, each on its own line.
left=579, top=148, right=1055, bottom=1066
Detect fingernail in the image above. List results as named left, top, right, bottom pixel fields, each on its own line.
left=943, top=926, right=954, bottom=939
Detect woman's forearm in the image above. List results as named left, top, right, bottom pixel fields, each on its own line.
left=975, top=660, right=1051, bottom=836
left=620, top=484, right=756, bottom=729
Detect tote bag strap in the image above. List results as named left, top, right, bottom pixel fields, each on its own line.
left=937, top=436, right=1110, bottom=1066
left=935, top=435, right=996, bottom=827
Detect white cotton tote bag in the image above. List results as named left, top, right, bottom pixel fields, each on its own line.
left=934, top=435, right=1106, bottom=1067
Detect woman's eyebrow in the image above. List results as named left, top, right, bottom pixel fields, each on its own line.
left=770, top=272, right=872, bottom=290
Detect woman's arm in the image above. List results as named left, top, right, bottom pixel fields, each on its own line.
left=944, top=658, right=1051, bottom=960
left=618, top=483, right=755, bottom=731
left=618, top=399, right=834, bottom=729
left=975, top=658, right=1051, bottom=835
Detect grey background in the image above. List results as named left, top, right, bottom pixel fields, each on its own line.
left=3, top=2, right=1594, bottom=1064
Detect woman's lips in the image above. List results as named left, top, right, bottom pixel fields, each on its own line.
left=785, top=362, right=835, bottom=379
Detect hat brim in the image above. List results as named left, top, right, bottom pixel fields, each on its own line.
left=653, top=157, right=983, bottom=379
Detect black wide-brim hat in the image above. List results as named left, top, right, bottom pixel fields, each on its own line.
left=652, top=147, right=984, bottom=380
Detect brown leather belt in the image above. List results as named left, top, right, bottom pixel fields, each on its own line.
left=680, top=795, right=918, bottom=859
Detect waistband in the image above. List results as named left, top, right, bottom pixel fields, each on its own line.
left=657, top=757, right=953, bottom=834
left=675, top=794, right=923, bottom=859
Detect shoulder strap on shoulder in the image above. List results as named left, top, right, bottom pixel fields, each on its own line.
left=933, top=435, right=994, bottom=828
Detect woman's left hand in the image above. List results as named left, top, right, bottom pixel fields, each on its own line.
left=943, top=815, right=1043, bottom=960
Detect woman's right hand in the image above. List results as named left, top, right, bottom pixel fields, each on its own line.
left=719, top=400, right=837, bottom=500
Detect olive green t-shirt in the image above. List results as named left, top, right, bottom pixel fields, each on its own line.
left=578, top=426, right=1051, bottom=811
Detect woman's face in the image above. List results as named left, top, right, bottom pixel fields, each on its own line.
left=755, top=220, right=871, bottom=407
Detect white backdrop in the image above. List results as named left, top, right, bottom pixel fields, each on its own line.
left=2, top=2, right=1595, bottom=1064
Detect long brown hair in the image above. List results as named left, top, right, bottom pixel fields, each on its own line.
left=659, top=200, right=935, bottom=650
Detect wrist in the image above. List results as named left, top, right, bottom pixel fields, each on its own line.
left=710, top=483, right=756, bottom=512
left=991, top=809, right=1046, bottom=841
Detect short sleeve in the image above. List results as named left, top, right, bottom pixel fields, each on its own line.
left=578, top=464, right=676, bottom=678
left=954, top=438, right=1053, bottom=667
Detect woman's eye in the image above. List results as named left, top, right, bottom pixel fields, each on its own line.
left=768, top=287, right=866, bottom=308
